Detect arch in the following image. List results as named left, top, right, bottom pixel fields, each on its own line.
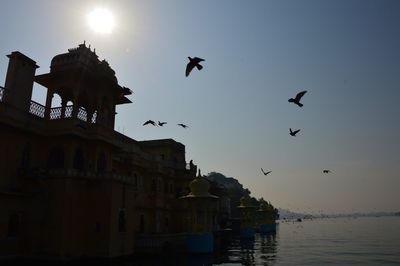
left=139, top=214, right=145, bottom=233
left=21, top=143, right=32, bottom=169
left=51, top=93, right=62, bottom=108
left=96, top=151, right=107, bottom=173
left=118, top=209, right=126, bottom=233
left=8, top=213, right=20, bottom=238
left=48, top=147, right=64, bottom=169
left=73, top=147, right=85, bottom=170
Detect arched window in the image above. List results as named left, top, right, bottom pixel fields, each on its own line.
left=118, top=209, right=126, bottom=233
left=48, top=147, right=64, bottom=169
left=96, top=152, right=107, bottom=173
left=21, top=143, right=31, bottom=169
left=8, top=213, right=20, bottom=238
left=139, top=214, right=145, bottom=233
left=151, top=179, right=156, bottom=192
left=73, top=147, right=85, bottom=170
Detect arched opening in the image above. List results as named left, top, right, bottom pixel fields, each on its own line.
left=7, top=213, right=20, bottom=238
left=139, top=214, right=145, bottom=233
left=96, top=151, right=107, bottom=173
left=118, top=209, right=126, bottom=233
left=21, top=143, right=31, bottom=169
left=48, top=147, right=64, bottom=169
left=73, top=147, right=85, bottom=170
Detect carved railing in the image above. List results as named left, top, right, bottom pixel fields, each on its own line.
left=77, top=107, right=87, bottom=122
left=29, top=101, right=45, bottom=118
left=49, top=105, right=74, bottom=120
left=0, top=86, right=4, bottom=102
left=91, top=110, right=97, bottom=123
left=49, top=107, right=62, bottom=120
left=64, top=105, right=73, bottom=118
left=27, top=99, right=96, bottom=124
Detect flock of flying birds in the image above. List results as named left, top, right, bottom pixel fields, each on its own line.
left=141, top=57, right=204, bottom=129
left=141, top=56, right=332, bottom=175
left=261, top=89, right=332, bottom=176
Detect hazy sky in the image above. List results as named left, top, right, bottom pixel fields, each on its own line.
left=1, top=0, right=399, bottom=214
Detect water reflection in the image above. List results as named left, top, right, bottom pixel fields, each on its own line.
left=217, top=231, right=278, bottom=266
left=4, top=232, right=279, bottom=266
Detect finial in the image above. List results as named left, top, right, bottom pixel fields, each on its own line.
left=84, top=40, right=86, bottom=45
left=197, top=169, right=201, bottom=178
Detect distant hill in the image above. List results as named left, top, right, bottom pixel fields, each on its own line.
left=206, top=172, right=244, bottom=191
left=278, top=208, right=311, bottom=220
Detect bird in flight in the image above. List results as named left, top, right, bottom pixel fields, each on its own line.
left=186, top=57, right=205, bottom=77
left=323, top=170, right=331, bottom=174
left=289, top=128, right=301, bottom=136
left=288, top=90, right=307, bottom=107
left=177, top=123, right=189, bottom=128
left=143, top=120, right=156, bottom=126
left=261, top=168, right=271, bottom=176
left=158, top=121, right=167, bottom=126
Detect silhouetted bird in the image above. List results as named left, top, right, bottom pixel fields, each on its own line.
left=158, top=121, right=167, bottom=126
left=143, top=120, right=156, bottom=126
left=323, top=170, right=331, bottom=173
left=177, top=123, right=189, bottom=128
left=289, top=128, right=301, bottom=136
left=261, top=168, right=271, bottom=176
left=186, top=57, right=205, bottom=77
left=288, top=90, right=307, bottom=107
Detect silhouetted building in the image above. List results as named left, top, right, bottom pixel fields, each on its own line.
left=0, top=44, right=197, bottom=258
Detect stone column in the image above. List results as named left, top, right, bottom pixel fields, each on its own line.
left=44, top=89, right=53, bottom=119
left=71, top=92, right=79, bottom=118
left=61, top=98, right=67, bottom=118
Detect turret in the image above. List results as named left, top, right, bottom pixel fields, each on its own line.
left=3, top=51, right=39, bottom=111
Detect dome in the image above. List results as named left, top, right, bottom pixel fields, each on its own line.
left=182, top=169, right=218, bottom=198
left=238, top=195, right=255, bottom=208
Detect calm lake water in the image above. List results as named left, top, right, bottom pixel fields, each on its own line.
left=213, top=216, right=400, bottom=266
left=6, top=216, right=400, bottom=265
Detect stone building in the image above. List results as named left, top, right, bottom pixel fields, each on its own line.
left=0, top=44, right=197, bottom=259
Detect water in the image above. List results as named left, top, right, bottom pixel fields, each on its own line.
left=6, top=216, right=400, bottom=265
left=215, top=216, right=400, bottom=265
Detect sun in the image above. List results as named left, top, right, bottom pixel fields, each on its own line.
left=87, top=7, right=115, bottom=34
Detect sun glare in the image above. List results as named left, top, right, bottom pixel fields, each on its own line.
left=87, top=7, right=115, bottom=34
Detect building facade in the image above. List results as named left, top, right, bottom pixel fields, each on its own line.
left=0, top=44, right=197, bottom=259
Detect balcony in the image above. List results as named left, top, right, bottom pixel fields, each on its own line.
left=0, top=86, right=4, bottom=102
left=28, top=100, right=97, bottom=123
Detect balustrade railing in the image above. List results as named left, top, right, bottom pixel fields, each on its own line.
left=91, top=111, right=97, bottom=123
left=77, top=107, right=87, bottom=122
left=49, top=107, right=62, bottom=120
left=18, top=98, right=97, bottom=124
left=29, top=101, right=45, bottom=118
left=0, top=86, right=4, bottom=102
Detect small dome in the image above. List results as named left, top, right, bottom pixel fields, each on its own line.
left=238, top=195, right=254, bottom=208
left=183, top=169, right=218, bottom=198
left=257, top=202, right=268, bottom=212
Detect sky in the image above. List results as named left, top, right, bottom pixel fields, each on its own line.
left=0, top=0, right=399, bottom=214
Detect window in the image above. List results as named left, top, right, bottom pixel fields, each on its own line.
left=48, top=147, right=64, bottom=168
left=164, top=182, right=168, bottom=194
left=95, top=222, right=101, bottom=232
left=139, top=214, right=145, bottom=233
left=118, top=209, right=126, bottom=233
left=8, top=214, right=20, bottom=238
left=96, top=152, right=107, bottom=172
left=151, top=179, right=156, bottom=192
left=73, top=147, right=84, bottom=170
left=21, top=143, right=31, bottom=169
